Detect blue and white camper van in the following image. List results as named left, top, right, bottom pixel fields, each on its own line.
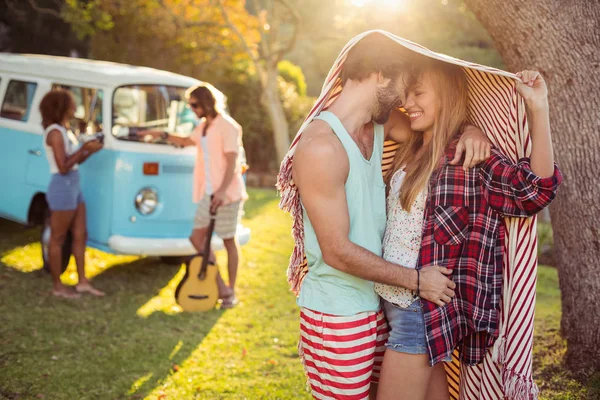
left=0, top=54, right=250, bottom=267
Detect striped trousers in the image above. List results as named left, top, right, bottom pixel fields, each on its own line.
left=299, top=308, right=390, bottom=400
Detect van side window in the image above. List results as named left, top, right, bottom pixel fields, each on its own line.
left=0, top=80, right=38, bottom=122
left=52, top=84, right=103, bottom=136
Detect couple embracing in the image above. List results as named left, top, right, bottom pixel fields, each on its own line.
left=278, top=31, right=562, bottom=400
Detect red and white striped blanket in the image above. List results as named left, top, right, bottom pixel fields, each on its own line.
left=277, top=30, right=540, bottom=400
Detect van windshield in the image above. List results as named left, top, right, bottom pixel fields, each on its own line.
left=111, top=85, right=197, bottom=143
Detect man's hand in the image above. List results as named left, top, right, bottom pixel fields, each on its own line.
left=210, top=190, right=226, bottom=214
left=419, top=266, right=456, bottom=307
left=135, top=129, right=163, bottom=143
left=450, top=125, right=492, bottom=171
left=136, top=129, right=160, bottom=137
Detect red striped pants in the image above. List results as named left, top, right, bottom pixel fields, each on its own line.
left=299, top=308, right=389, bottom=400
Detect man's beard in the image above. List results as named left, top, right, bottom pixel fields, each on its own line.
left=373, top=106, right=394, bottom=125
left=373, top=82, right=401, bottom=124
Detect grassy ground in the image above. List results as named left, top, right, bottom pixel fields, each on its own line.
left=0, top=189, right=596, bottom=399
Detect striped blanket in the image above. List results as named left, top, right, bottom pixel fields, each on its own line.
left=277, top=30, right=539, bottom=400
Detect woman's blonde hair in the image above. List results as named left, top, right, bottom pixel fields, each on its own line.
left=385, top=59, right=469, bottom=211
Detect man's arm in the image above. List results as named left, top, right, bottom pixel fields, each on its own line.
left=293, top=127, right=455, bottom=306
left=450, top=125, right=492, bottom=170
left=165, top=133, right=196, bottom=147
left=136, top=129, right=196, bottom=147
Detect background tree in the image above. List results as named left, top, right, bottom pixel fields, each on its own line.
left=464, top=0, right=600, bottom=372
left=80, top=0, right=255, bottom=80
left=214, top=0, right=300, bottom=163
left=0, top=0, right=92, bottom=56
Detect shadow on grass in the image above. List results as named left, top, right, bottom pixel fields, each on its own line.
left=0, top=255, right=226, bottom=400
left=0, top=218, right=40, bottom=253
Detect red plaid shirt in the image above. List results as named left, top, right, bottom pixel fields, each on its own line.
left=418, top=141, right=562, bottom=366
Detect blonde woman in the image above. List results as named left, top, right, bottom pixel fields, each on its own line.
left=375, top=60, right=562, bottom=399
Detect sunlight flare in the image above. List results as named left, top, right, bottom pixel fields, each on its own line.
left=349, top=0, right=409, bottom=10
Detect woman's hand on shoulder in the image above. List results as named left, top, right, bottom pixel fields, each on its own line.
left=515, top=70, right=549, bottom=112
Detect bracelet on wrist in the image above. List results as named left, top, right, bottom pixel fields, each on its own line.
left=415, top=269, right=420, bottom=297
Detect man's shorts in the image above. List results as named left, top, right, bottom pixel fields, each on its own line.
left=298, top=307, right=389, bottom=400
left=193, top=195, right=242, bottom=239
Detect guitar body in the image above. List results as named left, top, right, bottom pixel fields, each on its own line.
left=175, top=255, right=219, bottom=312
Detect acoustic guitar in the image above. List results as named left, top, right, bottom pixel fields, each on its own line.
left=175, top=211, right=219, bottom=312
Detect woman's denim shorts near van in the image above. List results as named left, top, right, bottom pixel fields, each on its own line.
left=383, top=299, right=452, bottom=362
left=46, top=170, right=83, bottom=211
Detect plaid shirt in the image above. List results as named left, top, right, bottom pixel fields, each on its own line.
left=418, top=141, right=562, bottom=366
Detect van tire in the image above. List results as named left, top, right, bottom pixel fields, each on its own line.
left=160, top=256, right=188, bottom=266
left=41, top=211, right=72, bottom=274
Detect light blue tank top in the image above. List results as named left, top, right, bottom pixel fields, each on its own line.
left=297, top=111, right=387, bottom=316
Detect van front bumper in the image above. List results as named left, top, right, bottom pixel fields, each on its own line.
left=107, top=225, right=251, bottom=256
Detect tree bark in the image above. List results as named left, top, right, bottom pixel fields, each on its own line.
left=260, top=63, right=291, bottom=164
left=464, top=0, right=600, bottom=371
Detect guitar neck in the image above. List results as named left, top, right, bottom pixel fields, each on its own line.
left=198, top=217, right=217, bottom=277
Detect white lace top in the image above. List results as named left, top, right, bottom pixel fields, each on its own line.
left=375, top=169, right=427, bottom=308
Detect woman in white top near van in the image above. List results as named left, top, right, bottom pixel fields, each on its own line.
left=40, top=89, right=104, bottom=298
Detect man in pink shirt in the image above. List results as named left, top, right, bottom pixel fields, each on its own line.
left=141, top=85, right=247, bottom=308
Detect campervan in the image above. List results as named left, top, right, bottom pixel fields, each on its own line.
left=0, top=54, right=250, bottom=269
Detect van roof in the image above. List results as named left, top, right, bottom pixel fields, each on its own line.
left=0, top=53, right=201, bottom=88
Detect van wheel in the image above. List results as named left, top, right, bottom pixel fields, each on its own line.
left=159, top=256, right=188, bottom=265
left=41, top=212, right=72, bottom=274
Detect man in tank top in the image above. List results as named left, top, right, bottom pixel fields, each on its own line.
left=291, top=33, right=491, bottom=399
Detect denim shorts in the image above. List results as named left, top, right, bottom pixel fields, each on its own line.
left=383, top=299, right=452, bottom=362
left=46, top=170, right=84, bottom=211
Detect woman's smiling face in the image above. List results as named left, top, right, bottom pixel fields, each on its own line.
left=403, top=73, right=437, bottom=133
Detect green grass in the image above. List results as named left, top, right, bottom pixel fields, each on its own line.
left=0, top=189, right=310, bottom=400
left=0, top=189, right=595, bottom=399
left=533, top=267, right=600, bottom=400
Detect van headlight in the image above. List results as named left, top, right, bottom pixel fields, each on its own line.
left=135, top=188, right=158, bottom=215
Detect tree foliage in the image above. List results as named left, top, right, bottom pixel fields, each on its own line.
left=278, top=60, right=307, bottom=97
left=0, top=0, right=88, bottom=55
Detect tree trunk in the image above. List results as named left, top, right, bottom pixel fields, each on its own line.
left=464, top=0, right=600, bottom=371
left=259, top=63, right=291, bottom=165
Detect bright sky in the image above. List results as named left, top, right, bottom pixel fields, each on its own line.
left=350, top=0, right=409, bottom=9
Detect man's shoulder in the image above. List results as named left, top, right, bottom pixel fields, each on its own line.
left=219, top=113, right=241, bottom=131
left=295, top=120, right=344, bottom=161
left=293, top=120, right=349, bottom=185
